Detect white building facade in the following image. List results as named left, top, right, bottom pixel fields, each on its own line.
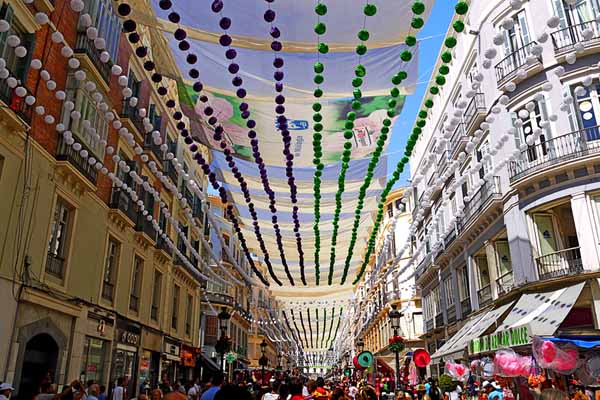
left=408, top=0, right=600, bottom=376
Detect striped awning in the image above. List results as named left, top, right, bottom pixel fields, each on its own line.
left=431, top=302, right=514, bottom=362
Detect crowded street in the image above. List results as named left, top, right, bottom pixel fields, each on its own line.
left=1, top=0, right=600, bottom=399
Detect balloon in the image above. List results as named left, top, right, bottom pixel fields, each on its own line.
left=541, top=340, right=557, bottom=364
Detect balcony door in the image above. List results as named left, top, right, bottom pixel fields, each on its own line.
left=553, top=0, right=598, bottom=28
left=501, top=11, right=532, bottom=71
left=573, top=85, right=600, bottom=141
left=514, top=98, right=550, bottom=163
left=533, top=214, right=559, bottom=256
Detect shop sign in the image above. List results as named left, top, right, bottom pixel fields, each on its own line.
left=164, top=341, right=180, bottom=357
left=117, top=329, right=140, bottom=346
left=469, top=325, right=530, bottom=354
left=226, top=352, right=237, bottom=364
left=181, top=348, right=198, bottom=368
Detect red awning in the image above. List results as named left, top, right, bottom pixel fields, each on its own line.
left=376, top=358, right=395, bottom=374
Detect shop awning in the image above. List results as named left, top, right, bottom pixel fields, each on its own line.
left=431, top=302, right=514, bottom=362
left=200, top=353, right=221, bottom=372
left=376, top=358, right=395, bottom=374
left=492, top=282, right=585, bottom=336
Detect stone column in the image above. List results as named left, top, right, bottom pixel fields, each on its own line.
left=503, top=194, right=537, bottom=285
left=570, top=192, right=600, bottom=271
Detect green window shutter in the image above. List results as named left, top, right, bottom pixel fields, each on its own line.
left=16, top=32, right=35, bottom=83
left=0, top=4, right=14, bottom=61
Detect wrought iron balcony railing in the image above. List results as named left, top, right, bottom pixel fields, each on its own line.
left=495, top=41, right=539, bottom=83
left=56, top=135, right=98, bottom=184
left=551, top=20, right=600, bottom=52
left=508, top=126, right=600, bottom=182
left=536, top=246, right=583, bottom=280
left=74, top=32, right=112, bottom=85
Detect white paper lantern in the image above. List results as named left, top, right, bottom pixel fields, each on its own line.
left=537, top=32, right=549, bottom=43
left=484, top=48, right=497, bottom=60
left=94, top=37, right=106, bottom=50
left=504, top=82, right=517, bottom=92
left=0, top=20, right=9, bottom=33
left=100, top=51, right=110, bottom=63
left=70, top=0, right=85, bottom=12
left=74, top=70, right=86, bottom=81
left=25, top=95, right=36, bottom=105
left=46, top=80, right=57, bottom=91
left=547, top=16, right=560, bottom=28
left=501, top=18, right=515, bottom=30
left=111, top=65, right=123, bottom=76
left=51, top=31, right=64, bottom=44
left=482, top=59, right=492, bottom=69
left=6, top=35, right=19, bottom=48
left=61, top=46, right=73, bottom=58
left=14, top=86, right=26, bottom=97
left=79, top=13, right=92, bottom=28
left=493, top=33, right=505, bottom=46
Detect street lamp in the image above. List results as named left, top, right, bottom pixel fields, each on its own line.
left=259, top=338, right=268, bottom=383
left=216, top=307, right=232, bottom=372
left=389, top=304, right=403, bottom=394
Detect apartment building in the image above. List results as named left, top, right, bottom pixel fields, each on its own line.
left=409, top=0, right=600, bottom=376
left=353, top=188, right=424, bottom=373
left=0, top=0, right=221, bottom=395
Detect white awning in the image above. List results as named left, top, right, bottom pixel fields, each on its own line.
left=431, top=302, right=514, bottom=362
left=492, top=282, right=585, bottom=336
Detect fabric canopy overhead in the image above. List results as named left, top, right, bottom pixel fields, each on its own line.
left=141, top=0, right=430, bottom=305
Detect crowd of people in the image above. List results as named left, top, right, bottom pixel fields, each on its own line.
left=0, top=372, right=590, bottom=400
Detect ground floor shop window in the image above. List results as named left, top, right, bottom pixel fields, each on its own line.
left=139, top=351, right=160, bottom=394
left=80, top=337, right=108, bottom=384
left=110, top=347, right=138, bottom=399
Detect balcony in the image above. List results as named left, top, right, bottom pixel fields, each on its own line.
left=536, top=246, right=583, bottom=280
left=135, top=212, right=156, bottom=241
left=204, top=291, right=234, bottom=307
left=74, top=32, right=112, bottom=86
left=144, top=133, right=165, bottom=163
left=447, top=304, right=457, bottom=325
left=156, top=236, right=171, bottom=254
left=435, top=313, right=444, bottom=328
left=164, top=161, right=179, bottom=185
left=182, top=185, right=194, bottom=209
left=496, top=270, right=514, bottom=296
left=495, top=41, right=539, bottom=84
left=508, top=126, right=600, bottom=182
left=449, top=123, right=468, bottom=158
left=56, top=135, right=98, bottom=184
left=551, top=21, right=600, bottom=53
left=461, top=176, right=501, bottom=229
left=415, top=253, right=432, bottom=280
left=463, top=93, right=485, bottom=133
left=192, top=198, right=204, bottom=221
left=109, top=187, right=139, bottom=224
left=443, top=226, right=458, bottom=248
left=477, top=284, right=492, bottom=307
left=437, top=150, right=450, bottom=176
left=425, top=319, right=434, bottom=333
left=45, top=252, right=65, bottom=279
left=0, top=79, right=32, bottom=125
left=460, top=298, right=471, bottom=317
left=120, top=101, right=147, bottom=140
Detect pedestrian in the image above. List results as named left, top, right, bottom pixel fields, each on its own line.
left=200, top=373, right=224, bottom=400
left=159, top=374, right=172, bottom=395
left=87, top=384, right=100, bottom=400
left=35, top=382, right=58, bottom=400
left=113, top=378, right=126, bottom=400
left=0, top=383, right=15, bottom=400
left=312, top=378, right=330, bottom=399
left=150, top=389, right=162, bottom=400
left=290, top=381, right=305, bottom=400
left=187, top=379, right=200, bottom=400
left=213, top=384, right=251, bottom=400
left=278, top=383, right=290, bottom=400
left=98, top=386, right=107, bottom=400
left=487, top=383, right=503, bottom=400
left=262, top=381, right=280, bottom=400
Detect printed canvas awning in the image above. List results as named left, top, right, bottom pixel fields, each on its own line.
left=492, top=282, right=585, bottom=336
left=431, top=302, right=514, bottom=362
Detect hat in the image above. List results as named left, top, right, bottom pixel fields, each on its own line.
left=482, top=381, right=490, bottom=389
left=416, top=384, right=426, bottom=392
left=491, top=383, right=501, bottom=390
left=0, top=383, right=14, bottom=392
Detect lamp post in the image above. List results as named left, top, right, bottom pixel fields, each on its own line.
left=216, top=307, right=232, bottom=372
left=259, top=338, right=268, bottom=384
left=389, top=304, right=402, bottom=395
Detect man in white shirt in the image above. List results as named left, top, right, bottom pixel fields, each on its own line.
left=0, top=383, right=14, bottom=400
left=112, top=377, right=127, bottom=400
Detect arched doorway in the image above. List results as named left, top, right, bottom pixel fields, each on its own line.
left=17, top=334, right=59, bottom=400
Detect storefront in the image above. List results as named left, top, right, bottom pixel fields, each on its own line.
left=161, top=337, right=181, bottom=385
left=139, top=329, right=162, bottom=393
left=79, top=310, right=115, bottom=387
left=110, top=318, right=141, bottom=399
left=180, top=344, right=201, bottom=381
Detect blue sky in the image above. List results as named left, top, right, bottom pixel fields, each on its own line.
left=388, top=0, right=456, bottom=187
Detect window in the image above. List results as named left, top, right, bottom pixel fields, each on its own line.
left=0, top=3, right=34, bottom=83
left=177, top=225, right=188, bottom=257
left=151, top=270, right=162, bottom=322
left=80, top=337, right=107, bottom=384
left=432, top=286, right=442, bottom=316
left=185, top=294, right=193, bottom=337
left=495, top=241, right=512, bottom=277
left=171, top=284, right=180, bottom=330
left=501, top=10, right=531, bottom=55
left=572, top=85, right=600, bottom=140
left=129, top=256, right=143, bottom=312
left=387, top=204, right=394, bottom=218
left=395, top=199, right=405, bottom=213
left=467, top=57, right=479, bottom=85
left=475, top=255, right=490, bottom=288
left=80, top=0, right=121, bottom=61
left=62, top=72, right=109, bottom=159
left=102, top=238, right=120, bottom=301
left=443, top=278, right=455, bottom=306
left=457, top=266, right=470, bottom=301
left=46, top=198, right=73, bottom=279
left=476, top=139, right=493, bottom=179
left=552, top=0, right=599, bottom=29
